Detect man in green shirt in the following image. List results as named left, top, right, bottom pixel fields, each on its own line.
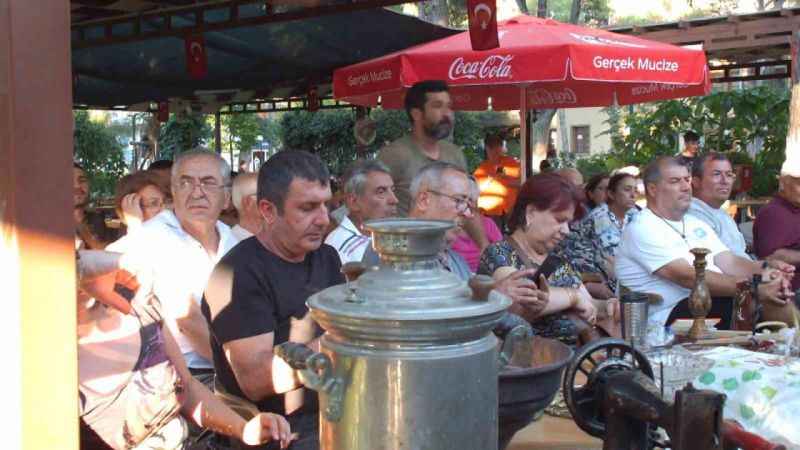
left=378, top=80, right=488, bottom=249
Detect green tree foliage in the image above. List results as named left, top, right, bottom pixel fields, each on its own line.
left=73, top=110, right=127, bottom=199
left=549, top=0, right=610, bottom=25
left=259, top=115, right=283, bottom=151
left=598, top=86, right=789, bottom=196
left=223, top=113, right=262, bottom=155
left=158, top=113, right=212, bottom=160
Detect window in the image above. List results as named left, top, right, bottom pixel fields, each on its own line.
left=571, top=126, right=590, bottom=154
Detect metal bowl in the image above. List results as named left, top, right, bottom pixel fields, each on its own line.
left=498, top=336, right=574, bottom=450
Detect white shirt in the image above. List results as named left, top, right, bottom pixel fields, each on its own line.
left=615, top=208, right=729, bottom=328
left=231, top=224, right=254, bottom=242
left=324, top=216, right=371, bottom=264
left=125, top=210, right=238, bottom=369
left=687, top=198, right=749, bottom=259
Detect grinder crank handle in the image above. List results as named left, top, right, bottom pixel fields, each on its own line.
left=722, top=420, right=786, bottom=450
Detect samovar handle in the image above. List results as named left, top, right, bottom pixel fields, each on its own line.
left=468, top=274, right=495, bottom=301
left=493, top=313, right=534, bottom=369
left=274, top=342, right=345, bottom=422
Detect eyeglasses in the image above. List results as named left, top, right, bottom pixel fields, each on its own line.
left=174, top=178, right=229, bottom=194
left=140, top=198, right=164, bottom=209
left=427, top=190, right=473, bottom=214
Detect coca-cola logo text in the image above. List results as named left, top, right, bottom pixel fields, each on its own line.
left=529, top=88, right=577, bottom=106
left=448, top=55, right=513, bottom=81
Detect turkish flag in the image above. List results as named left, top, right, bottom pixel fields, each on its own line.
left=467, top=0, right=499, bottom=51
left=184, top=34, right=208, bottom=79
left=157, top=101, right=169, bottom=122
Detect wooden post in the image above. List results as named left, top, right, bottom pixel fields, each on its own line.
left=0, top=1, right=78, bottom=449
left=786, top=31, right=800, bottom=173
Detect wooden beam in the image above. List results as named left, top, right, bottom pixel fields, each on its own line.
left=0, top=1, right=77, bottom=449
left=72, top=0, right=423, bottom=49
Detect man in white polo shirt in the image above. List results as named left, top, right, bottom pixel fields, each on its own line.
left=325, top=159, right=398, bottom=264
left=687, top=152, right=749, bottom=258
left=125, top=149, right=238, bottom=385
left=616, top=156, right=792, bottom=330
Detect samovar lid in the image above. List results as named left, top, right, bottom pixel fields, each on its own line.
left=308, top=219, right=510, bottom=331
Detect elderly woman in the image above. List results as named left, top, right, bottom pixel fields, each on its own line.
left=106, top=171, right=169, bottom=252
left=77, top=250, right=295, bottom=450
left=561, top=172, right=639, bottom=298
left=478, top=173, right=617, bottom=345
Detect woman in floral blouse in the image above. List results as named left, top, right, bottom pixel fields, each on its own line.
left=560, top=172, right=639, bottom=298
left=478, top=174, right=619, bottom=345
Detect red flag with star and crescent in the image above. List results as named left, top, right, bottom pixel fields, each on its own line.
left=467, top=0, right=499, bottom=51
left=184, top=34, right=208, bottom=79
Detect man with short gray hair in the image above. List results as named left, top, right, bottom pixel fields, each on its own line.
left=325, top=159, right=398, bottom=264
left=364, top=161, right=473, bottom=277
left=687, top=152, right=748, bottom=258
left=231, top=172, right=261, bottom=241
left=124, top=149, right=238, bottom=384
left=616, top=156, right=792, bottom=332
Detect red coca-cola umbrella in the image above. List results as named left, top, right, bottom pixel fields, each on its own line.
left=333, top=15, right=710, bottom=111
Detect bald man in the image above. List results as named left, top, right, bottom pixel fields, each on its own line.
left=231, top=172, right=261, bottom=241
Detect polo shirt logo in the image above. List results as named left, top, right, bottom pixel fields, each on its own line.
left=693, top=228, right=707, bottom=239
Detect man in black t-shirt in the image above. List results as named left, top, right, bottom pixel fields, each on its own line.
left=202, top=150, right=344, bottom=450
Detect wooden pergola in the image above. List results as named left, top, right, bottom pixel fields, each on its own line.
left=608, top=7, right=800, bottom=83
left=1, top=2, right=423, bottom=449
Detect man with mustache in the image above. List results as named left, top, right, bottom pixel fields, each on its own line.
left=325, top=159, right=398, bottom=264
left=123, top=149, right=239, bottom=385
left=378, top=80, right=490, bottom=251
left=362, top=162, right=544, bottom=311
left=616, top=157, right=793, bottom=332
left=687, top=152, right=749, bottom=259
left=202, top=150, right=345, bottom=450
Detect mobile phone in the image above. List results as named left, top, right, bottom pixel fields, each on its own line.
left=531, top=253, right=565, bottom=287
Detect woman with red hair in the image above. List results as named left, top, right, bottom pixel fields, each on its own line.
left=478, top=173, right=618, bottom=345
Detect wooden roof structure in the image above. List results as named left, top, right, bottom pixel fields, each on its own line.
left=69, top=1, right=446, bottom=112
left=607, top=7, right=800, bottom=83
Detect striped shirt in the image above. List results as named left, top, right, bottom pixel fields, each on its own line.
left=324, top=216, right=371, bottom=264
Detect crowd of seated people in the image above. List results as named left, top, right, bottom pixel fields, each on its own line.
left=75, top=81, right=800, bottom=450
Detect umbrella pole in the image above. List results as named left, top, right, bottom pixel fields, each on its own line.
left=520, top=87, right=528, bottom=183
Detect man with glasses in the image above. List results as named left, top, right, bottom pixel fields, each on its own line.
left=231, top=172, right=261, bottom=241
left=362, top=161, right=473, bottom=277
left=378, top=80, right=490, bottom=253
left=687, top=152, right=749, bottom=258
left=123, top=149, right=238, bottom=386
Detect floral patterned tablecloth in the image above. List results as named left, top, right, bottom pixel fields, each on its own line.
left=692, top=346, right=800, bottom=449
